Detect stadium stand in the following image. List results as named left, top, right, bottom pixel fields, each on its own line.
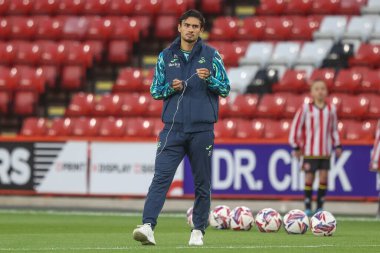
left=0, top=0, right=375, bottom=140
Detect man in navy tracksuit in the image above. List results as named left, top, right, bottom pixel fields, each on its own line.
left=133, top=10, right=230, bottom=246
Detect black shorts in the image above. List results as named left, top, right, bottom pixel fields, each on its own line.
left=302, top=158, right=330, bottom=172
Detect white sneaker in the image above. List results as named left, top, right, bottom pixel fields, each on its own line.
left=188, top=229, right=203, bottom=246
left=133, top=224, right=156, bottom=245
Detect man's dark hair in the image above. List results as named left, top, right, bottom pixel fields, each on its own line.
left=179, top=9, right=205, bottom=28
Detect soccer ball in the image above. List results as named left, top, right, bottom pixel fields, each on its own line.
left=209, top=205, right=231, bottom=229
left=283, top=209, right=309, bottom=234
left=186, top=206, right=194, bottom=228
left=255, top=208, right=282, bottom=232
left=229, top=206, right=254, bottom=231
left=310, top=211, right=337, bottom=236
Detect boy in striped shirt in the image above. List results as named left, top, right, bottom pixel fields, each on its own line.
left=289, top=80, right=342, bottom=216
left=370, top=120, right=380, bottom=172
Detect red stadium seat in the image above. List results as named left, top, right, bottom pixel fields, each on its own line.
left=65, top=93, right=95, bottom=117
left=72, top=117, right=100, bottom=137
left=48, top=118, right=74, bottom=136
left=235, top=120, right=252, bottom=139
left=210, top=17, right=239, bottom=41
left=14, top=66, right=45, bottom=93
left=134, top=0, right=162, bottom=15
left=342, top=120, right=374, bottom=140
left=339, top=0, right=367, bottom=14
left=0, top=42, right=16, bottom=65
left=238, top=17, right=266, bottom=41
left=108, top=40, right=131, bottom=64
left=283, top=94, right=305, bottom=118
left=329, top=93, right=348, bottom=114
left=208, top=41, right=248, bottom=67
left=333, top=68, right=362, bottom=92
left=309, top=68, right=336, bottom=90
left=201, top=0, right=222, bottom=14
left=93, top=94, right=122, bottom=117
left=113, top=68, right=143, bottom=92
left=214, top=119, right=238, bottom=139
left=32, top=0, right=59, bottom=15
left=142, top=68, right=154, bottom=92
left=312, top=0, right=341, bottom=14
left=0, top=66, right=15, bottom=91
left=0, top=18, right=11, bottom=39
left=264, top=120, right=291, bottom=139
left=9, top=17, right=37, bottom=40
left=155, top=15, right=177, bottom=40
left=99, top=117, right=127, bottom=137
left=35, top=17, right=63, bottom=40
left=57, top=0, right=85, bottom=14
left=0, top=0, right=10, bottom=15
left=38, top=41, right=65, bottom=65
left=273, top=69, right=308, bottom=93
left=61, top=66, right=84, bottom=90
left=125, top=118, right=154, bottom=137
left=349, top=44, right=380, bottom=67
left=230, top=94, right=258, bottom=118
left=0, top=91, right=10, bottom=114
left=108, top=0, right=135, bottom=15
left=263, top=17, right=293, bottom=41
left=60, top=41, right=93, bottom=67
left=83, top=0, right=110, bottom=15
left=133, top=16, right=151, bottom=38
left=84, top=40, right=104, bottom=62
left=360, top=68, right=380, bottom=93
left=290, top=16, right=321, bottom=40
left=147, top=98, right=163, bottom=117
left=160, top=0, right=188, bottom=15
left=14, top=41, right=41, bottom=66
left=340, top=95, right=369, bottom=118
left=256, top=0, right=286, bottom=15
left=218, top=97, right=231, bottom=118
left=39, top=66, right=58, bottom=88
left=363, top=94, right=380, bottom=119
left=362, top=120, right=378, bottom=138
left=21, top=118, right=48, bottom=136
left=7, top=0, right=33, bottom=15
left=256, top=94, right=286, bottom=118
left=86, top=17, right=113, bottom=40
left=120, top=93, right=150, bottom=117
left=110, top=17, right=139, bottom=41
left=284, top=0, right=313, bottom=14
left=14, top=91, right=37, bottom=116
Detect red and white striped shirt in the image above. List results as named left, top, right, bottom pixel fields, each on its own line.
left=371, top=120, right=380, bottom=165
left=289, top=102, right=340, bottom=157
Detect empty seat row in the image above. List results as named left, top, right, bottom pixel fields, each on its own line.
left=239, top=41, right=333, bottom=68
left=0, top=16, right=142, bottom=41
left=65, top=93, right=163, bottom=118
left=219, top=93, right=380, bottom=120
left=0, top=91, right=38, bottom=115
left=20, top=117, right=164, bottom=137
left=256, top=0, right=368, bottom=15
left=0, top=0, right=194, bottom=16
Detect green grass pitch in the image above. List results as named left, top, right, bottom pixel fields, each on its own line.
left=0, top=210, right=380, bottom=253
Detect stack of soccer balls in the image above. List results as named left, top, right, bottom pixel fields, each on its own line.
left=186, top=205, right=337, bottom=236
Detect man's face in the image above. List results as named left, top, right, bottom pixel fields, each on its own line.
left=178, top=17, right=203, bottom=43
left=311, top=81, right=328, bottom=102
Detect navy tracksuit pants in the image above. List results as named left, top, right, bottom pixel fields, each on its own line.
left=142, top=128, right=214, bottom=231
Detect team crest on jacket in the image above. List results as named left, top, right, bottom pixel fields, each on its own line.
left=168, top=57, right=180, bottom=68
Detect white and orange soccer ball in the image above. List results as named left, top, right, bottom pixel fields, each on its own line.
left=310, top=211, right=337, bottom=236
left=255, top=208, right=282, bottom=232
left=283, top=209, right=309, bottom=234
left=186, top=206, right=194, bottom=228
left=229, top=206, right=254, bottom=231
left=209, top=205, right=231, bottom=229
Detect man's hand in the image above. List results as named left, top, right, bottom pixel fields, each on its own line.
left=370, top=160, right=379, bottom=172
left=335, top=147, right=343, bottom=158
left=196, top=68, right=210, bottom=80
left=172, top=79, right=183, bottom=91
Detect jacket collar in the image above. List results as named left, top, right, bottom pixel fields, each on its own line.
left=169, top=36, right=203, bottom=62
